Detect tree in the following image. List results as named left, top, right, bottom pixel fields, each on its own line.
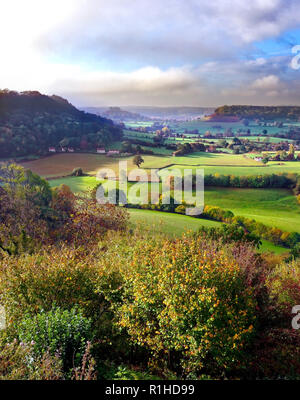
left=133, top=155, right=144, bottom=168
left=71, top=167, right=84, bottom=176
left=288, top=143, right=295, bottom=160
left=135, top=144, right=142, bottom=154
left=121, top=141, right=133, bottom=153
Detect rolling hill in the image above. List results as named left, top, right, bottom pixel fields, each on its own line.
left=0, top=90, right=123, bottom=158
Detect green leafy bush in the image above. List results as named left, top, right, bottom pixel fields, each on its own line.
left=196, top=224, right=262, bottom=248
left=17, top=307, right=93, bottom=371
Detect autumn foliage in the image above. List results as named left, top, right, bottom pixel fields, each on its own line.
left=0, top=164, right=299, bottom=379
left=115, top=235, right=257, bottom=376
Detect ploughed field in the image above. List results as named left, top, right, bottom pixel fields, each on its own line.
left=20, top=152, right=300, bottom=178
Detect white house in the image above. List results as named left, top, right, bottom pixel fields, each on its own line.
left=97, top=148, right=106, bottom=154
left=68, top=147, right=74, bottom=153
left=107, top=150, right=120, bottom=155
left=48, top=147, right=56, bottom=153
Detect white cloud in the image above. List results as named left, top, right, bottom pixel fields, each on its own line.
left=1, top=0, right=300, bottom=105
left=49, top=65, right=201, bottom=105
left=32, top=0, right=300, bottom=64
left=251, top=75, right=281, bottom=90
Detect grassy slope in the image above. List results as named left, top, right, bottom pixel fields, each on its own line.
left=49, top=177, right=300, bottom=234
left=49, top=176, right=99, bottom=193
left=204, top=187, right=300, bottom=233
left=128, top=208, right=221, bottom=236
left=48, top=176, right=289, bottom=253
left=128, top=209, right=287, bottom=254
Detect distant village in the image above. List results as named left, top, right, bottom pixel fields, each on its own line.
left=48, top=119, right=300, bottom=161
left=48, top=146, right=120, bottom=156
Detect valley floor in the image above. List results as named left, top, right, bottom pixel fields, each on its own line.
left=16, top=151, right=300, bottom=254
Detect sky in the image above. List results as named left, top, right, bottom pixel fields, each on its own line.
left=1, top=0, right=300, bottom=107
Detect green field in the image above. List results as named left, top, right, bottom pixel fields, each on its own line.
left=125, top=121, right=154, bottom=128
left=167, top=163, right=300, bottom=176
left=128, top=209, right=287, bottom=254
left=48, top=173, right=300, bottom=234
left=49, top=176, right=98, bottom=192
left=128, top=208, right=221, bottom=236
left=47, top=174, right=293, bottom=253
left=124, top=119, right=300, bottom=138
left=204, top=187, right=300, bottom=233
left=167, top=120, right=294, bottom=136
left=23, top=149, right=300, bottom=248
left=237, top=136, right=294, bottom=143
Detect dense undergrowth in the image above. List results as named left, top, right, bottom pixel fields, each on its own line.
left=0, top=163, right=299, bottom=380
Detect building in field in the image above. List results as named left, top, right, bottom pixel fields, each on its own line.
left=48, top=147, right=56, bottom=152
left=97, top=148, right=106, bottom=154
left=67, top=147, right=74, bottom=153
left=107, top=150, right=120, bottom=156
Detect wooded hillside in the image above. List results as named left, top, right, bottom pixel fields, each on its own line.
left=0, top=90, right=123, bottom=157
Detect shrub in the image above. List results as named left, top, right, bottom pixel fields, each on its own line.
left=0, top=339, right=63, bottom=380
left=266, top=259, right=300, bottom=314
left=54, top=196, right=129, bottom=244
left=51, top=184, right=76, bottom=218
left=249, top=259, right=300, bottom=379
left=250, top=328, right=300, bottom=379
left=17, top=307, right=93, bottom=372
left=174, top=205, right=186, bottom=214
left=71, top=167, right=84, bottom=176
left=112, top=365, right=161, bottom=380
left=116, top=235, right=257, bottom=376
left=71, top=341, right=97, bottom=380
left=202, top=205, right=234, bottom=222
left=0, top=245, right=118, bottom=326
left=196, top=224, right=262, bottom=248
left=0, top=165, right=129, bottom=250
